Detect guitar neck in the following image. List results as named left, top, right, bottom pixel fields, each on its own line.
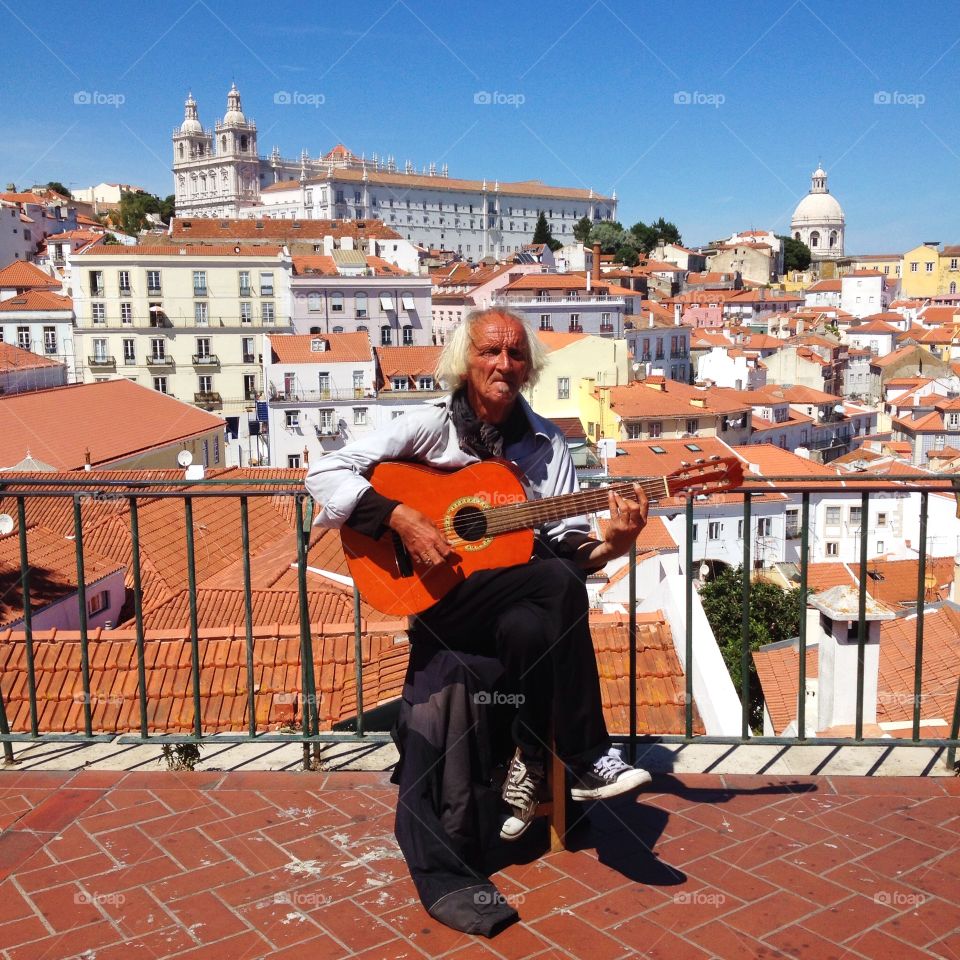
left=488, top=476, right=668, bottom=534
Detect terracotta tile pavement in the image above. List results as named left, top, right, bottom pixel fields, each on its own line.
left=0, top=769, right=957, bottom=959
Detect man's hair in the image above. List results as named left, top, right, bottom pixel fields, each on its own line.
left=435, top=308, right=547, bottom=392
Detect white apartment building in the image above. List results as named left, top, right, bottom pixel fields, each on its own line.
left=0, top=291, right=77, bottom=381
left=840, top=271, right=895, bottom=319
left=171, top=86, right=616, bottom=258
left=290, top=253, right=432, bottom=346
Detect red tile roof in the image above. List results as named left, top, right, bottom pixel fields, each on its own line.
left=375, top=346, right=442, bottom=383
left=803, top=558, right=954, bottom=607
left=291, top=255, right=409, bottom=277
left=0, top=290, right=72, bottom=312
left=0, top=526, right=124, bottom=626
left=0, top=381, right=224, bottom=471
left=170, top=218, right=403, bottom=242
left=77, top=245, right=285, bottom=257
left=605, top=379, right=750, bottom=418
left=732, top=444, right=836, bottom=477
left=269, top=333, right=372, bottom=364
left=0, top=341, right=64, bottom=371
left=536, top=331, right=587, bottom=352
left=0, top=261, right=59, bottom=289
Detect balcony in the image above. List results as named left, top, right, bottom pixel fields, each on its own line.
left=191, top=353, right=220, bottom=366
left=239, top=286, right=252, bottom=297
left=194, top=391, right=222, bottom=409
left=671, top=349, right=688, bottom=359
left=146, top=354, right=174, bottom=366
left=0, top=472, right=956, bottom=957
left=147, top=286, right=162, bottom=296
left=87, top=355, right=115, bottom=368
left=193, top=286, right=208, bottom=297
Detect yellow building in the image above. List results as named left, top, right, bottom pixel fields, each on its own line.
left=845, top=254, right=901, bottom=279
left=899, top=243, right=960, bottom=297
left=523, top=332, right=629, bottom=429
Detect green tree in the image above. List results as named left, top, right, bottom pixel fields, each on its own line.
left=613, top=236, right=640, bottom=267
left=573, top=215, right=593, bottom=245
left=43, top=181, right=72, bottom=199
left=650, top=216, right=681, bottom=247
left=629, top=221, right=656, bottom=254
left=532, top=211, right=562, bottom=251
left=112, top=191, right=174, bottom=235
left=699, top=566, right=807, bottom=730
left=588, top=221, right=626, bottom=254
left=779, top=235, right=812, bottom=273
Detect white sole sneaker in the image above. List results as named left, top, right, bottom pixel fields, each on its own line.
left=569, top=767, right=652, bottom=801
left=499, top=811, right=537, bottom=841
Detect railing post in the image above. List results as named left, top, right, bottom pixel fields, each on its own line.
left=741, top=492, right=752, bottom=739
left=628, top=541, right=637, bottom=765
left=295, top=496, right=319, bottom=768
left=72, top=495, right=93, bottom=738
left=16, top=498, right=38, bottom=737
left=240, top=497, right=257, bottom=739
left=797, top=493, right=810, bottom=741
left=128, top=498, right=149, bottom=739
left=912, top=492, right=928, bottom=740
left=684, top=494, right=694, bottom=738
left=855, top=492, right=869, bottom=741
left=353, top=586, right=365, bottom=739
left=183, top=497, right=203, bottom=740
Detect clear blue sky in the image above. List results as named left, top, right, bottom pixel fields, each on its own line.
left=2, top=0, right=958, bottom=252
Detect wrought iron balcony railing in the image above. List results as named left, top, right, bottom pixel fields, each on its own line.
left=0, top=474, right=957, bottom=772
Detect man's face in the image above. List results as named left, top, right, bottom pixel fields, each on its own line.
left=466, top=315, right=531, bottom=413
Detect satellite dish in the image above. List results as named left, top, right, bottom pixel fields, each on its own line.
left=177, top=450, right=193, bottom=468
left=0, top=515, right=13, bottom=536
left=632, top=362, right=641, bottom=372
left=834, top=404, right=845, bottom=413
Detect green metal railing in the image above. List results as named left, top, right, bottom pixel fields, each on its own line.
left=0, top=472, right=958, bottom=771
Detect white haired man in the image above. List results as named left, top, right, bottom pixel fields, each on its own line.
left=306, top=308, right=651, bottom=841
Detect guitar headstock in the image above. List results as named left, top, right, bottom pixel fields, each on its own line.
left=665, top=456, right=744, bottom=498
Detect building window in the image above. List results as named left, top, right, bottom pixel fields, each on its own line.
left=557, top=377, right=570, bottom=400
left=692, top=523, right=699, bottom=541
left=540, top=314, right=551, bottom=331
left=147, top=270, right=161, bottom=293
left=356, top=292, right=368, bottom=318
left=287, top=454, right=301, bottom=468
left=877, top=512, right=887, bottom=527
left=757, top=517, right=772, bottom=537
left=709, top=521, right=722, bottom=539
left=418, top=376, right=434, bottom=390
left=381, top=325, right=392, bottom=346
left=285, top=410, right=299, bottom=428
left=648, top=421, right=662, bottom=438
left=43, top=327, right=57, bottom=354
left=307, top=292, right=321, bottom=312
left=925, top=261, right=935, bottom=273
left=213, top=437, right=220, bottom=463
left=402, top=326, right=414, bottom=345
left=198, top=374, right=213, bottom=393
left=240, top=302, right=252, bottom=324
left=686, top=418, right=698, bottom=435
left=91, top=303, right=105, bottom=324
left=260, top=272, right=274, bottom=296
left=910, top=262, right=918, bottom=273
left=153, top=376, right=167, bottom=393
left=121, top=303, right=132, bottom=324
left=192, top=270, right=207, bottom=295
left=118, top=270, right=130, bottom=294
left=354, top=407, right=367, bottom=425
left=150, top=338, right=165, bottom=360
left=737, top=519, right=744, bottom=539
left=87, top=590, right=109, bottom=616
left=239, top=271, right=251, bottom=296
left=330, top=292, right=343, bottom=313
left=262, top=302, right=275, bottom=323
left=241, top=337, right=254, bottom=363
left=825, top=506, right=841, bottom=526
left=826, top=541, right=839, bottom=557
left=785, top=508, right=799, bottom=538
left=89, top=270, right=104, bottom=295
left=123, top=339, right=135, bottom=364
left=392, top=376, right=410, bottom=390
left=243, top=373, right=256, bottom=399
left=194, top=301, right=208, bottom=325
left=849, top=506, right=862, bottom=528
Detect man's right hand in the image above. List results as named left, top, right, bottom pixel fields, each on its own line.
left=387, top=504, right=454, bottom=567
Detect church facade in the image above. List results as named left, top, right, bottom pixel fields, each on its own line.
left=172, top=85, right=616, bottom=258
left=790, top=165, right=845, bottom=261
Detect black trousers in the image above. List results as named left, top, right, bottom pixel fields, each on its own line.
left=410, top=558, right=610, bottom=764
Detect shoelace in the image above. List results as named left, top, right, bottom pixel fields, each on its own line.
left=503, top=755, right=542, bottom=810
left=591, top=753, right=629, bottom=782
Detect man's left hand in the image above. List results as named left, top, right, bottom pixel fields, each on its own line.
left=579, top=484, right=649, bottom=568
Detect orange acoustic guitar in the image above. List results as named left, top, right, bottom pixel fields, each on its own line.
left=340, top=456, right=744, bottom=616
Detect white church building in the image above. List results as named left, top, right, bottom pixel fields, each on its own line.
left=172, top=85, right=617, bottom=259
left=790, top=165, right=845, bottom=262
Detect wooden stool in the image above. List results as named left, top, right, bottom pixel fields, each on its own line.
left=534, top=738, right=567, bottom=852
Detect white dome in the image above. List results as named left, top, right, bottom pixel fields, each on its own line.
left=222, top=83, right=247, bottom=127
left=180, top=92, right=202, bottom=135
left=792, top=191, right=844, bottom=224
left=180, top=117, right=202, bottom=134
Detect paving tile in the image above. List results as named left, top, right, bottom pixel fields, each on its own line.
left=266, top=931, right=350, bottom=960
left=753, top=859, right=851, bottom=904
left=876, top=892, right=960, bottom=948
left=479, top=919, right=550, bottom=959
left=509, top=876, right=596, bottom=921
left=148, top=859, right=249, bottom=903
left=723, top=891, right=820, bottom=939
left=685, top=920, right=770, bottom=960
left=0, top=878, right=39, bottom=924
left=801, top=893, right=895, bottom=943
left=85, top=925, right=198, bottom=960
left=846, top=927, right=939, bottom=959
left=608, top=914, right=712, bottom=959
left=17, top=850, right=116, bottom=893
left=155, top=929, right=272, bottom=960
left=82, top=853, right=184, bottom=896
left=642, top=884, right=742, bottom=934
left=0, top=831, right=51, bottom=881
left=309, top=897, right=398, bottom=952
left=6, top=920, right=120, bottom=960
left=781, top=835, right=874, bottom=874
left=28, top=881, right=105, bottom=933
left=167, top=889, right=252, bottom=944
left=856, top=836, right=942, bottom=877
left=0, top=913, right=50, bottom=949
left=45, top=822, right=101, bottom=863
left=571, top=882, right=667, bottom=929
left=929, top=929, right=960, bottom=960
left=532, top=912, right=633, bottom=960
left=682, top=854, right=778, bottom=902
left=234, top=892, right=325, bottom=950
left=763, top=923, right=866, bottom=959
left=378, top=900, right=476, bottom=956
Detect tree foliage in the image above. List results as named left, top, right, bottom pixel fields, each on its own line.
left=699, top=565, right=807, bottom=730
left=588, top=221, right=626, bottom=254
left=573, top=216, right=593, bottom=245
left=532, top=211, right=562, bottom=251
left=43, top=181, right=72, bottom=199
left=778, top=234, right=812, bottom=273
left=110, top=191, right=175, bottom=235
left=586, top=217, right=682, bottom=262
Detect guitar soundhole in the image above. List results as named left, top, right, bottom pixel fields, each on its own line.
left=452, top=505, right=488, bottom=542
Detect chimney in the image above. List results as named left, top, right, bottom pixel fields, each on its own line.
left=303, top=446, right=309, bottom=465
left=648, top=311, right=654, bottom=328
left=809, top=586, right=894, bottom=733
left=674, top=302, right=682, bottom=326
left=84, top=448, right=91, bottom=466
left=592, top=243, right=602, bottom=283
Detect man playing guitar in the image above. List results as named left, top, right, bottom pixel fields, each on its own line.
left=306, top=307, right=652, bottom=840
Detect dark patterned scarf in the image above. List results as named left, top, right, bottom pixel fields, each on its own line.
left=449, top=388, right=529, bottom=460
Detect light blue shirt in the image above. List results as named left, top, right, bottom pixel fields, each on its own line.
left=304, top=394, right=590, bottom=549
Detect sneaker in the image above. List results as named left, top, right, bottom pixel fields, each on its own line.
left=569, top=748, right=652, bottom=801
left=499, top=748, right=544, bottom=841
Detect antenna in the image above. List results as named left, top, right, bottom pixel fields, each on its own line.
left=0, top=515, right=13, bottom=536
